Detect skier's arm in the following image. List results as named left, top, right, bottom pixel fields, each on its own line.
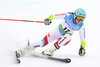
left=79, top=26, right=85, bottom=48
left=49, top=13, right=66, bottom=20
left=44, top=13, right=65, bottom=25
left=79, top=26, right=86, bottom=56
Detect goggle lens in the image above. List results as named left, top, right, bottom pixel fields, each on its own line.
left=76, top=16, right=85, bottom=21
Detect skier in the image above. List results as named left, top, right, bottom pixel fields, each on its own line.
left=16, top=8, right=86, bottom=58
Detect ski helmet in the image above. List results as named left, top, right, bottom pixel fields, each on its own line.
left=74, top=8, right=86, bottom=18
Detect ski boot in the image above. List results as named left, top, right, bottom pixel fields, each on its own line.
left=42, top=45, right=57, bottom=56
left=15, top=49, right=25, bottom=58
left=15, top=40, right=31, bottom=58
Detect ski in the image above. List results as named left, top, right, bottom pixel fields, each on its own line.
left=41, top=51, right=71, bottom=63
left=15, top=51, right=21, bottom=64
left=31, top=52, right=71, bottom=63
left=48, top=57, right=71, bottom=63
left=16, top=58, right=20, bottom=64
left=15, top=50, right=71, bottom=64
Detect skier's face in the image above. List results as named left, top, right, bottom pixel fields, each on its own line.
left=74, top=16, right=85, bottom=24
left=74, top=13, right=85, bottom=24
left=75, top=19, right=82, bottom=24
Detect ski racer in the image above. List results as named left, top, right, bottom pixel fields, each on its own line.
left=16, top=8, right=86, bottom=57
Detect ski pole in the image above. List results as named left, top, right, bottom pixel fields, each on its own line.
left=0, top=18, right=44, bottom=23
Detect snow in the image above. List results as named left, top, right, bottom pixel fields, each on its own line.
left=0, top=0, right=100, bottom=67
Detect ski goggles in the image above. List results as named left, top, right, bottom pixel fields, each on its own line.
left=76, top=16, right=85, bottom=21
left=74, top=13, right=85, bottom=21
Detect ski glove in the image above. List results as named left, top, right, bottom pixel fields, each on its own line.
left=79, top=47, right=86, bottom=56
left=44, top=15, right=54, bottom=25
left=44, top=18, right=52, bottom=25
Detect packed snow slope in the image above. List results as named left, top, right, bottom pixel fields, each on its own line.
left=0, top=0, right=100, bottom=67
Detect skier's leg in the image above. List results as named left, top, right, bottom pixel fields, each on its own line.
left=16, top=26, right=63, bottom=57
left=29, top=26, right=63, bottom=49
left=42, top=34, right=71, bottom=56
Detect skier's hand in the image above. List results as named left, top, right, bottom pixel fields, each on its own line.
left=44, top=18, right=52, bottom=25
left=44, top=15, right=54, bottom=25
left=79, top=47, right=86, bottom=56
